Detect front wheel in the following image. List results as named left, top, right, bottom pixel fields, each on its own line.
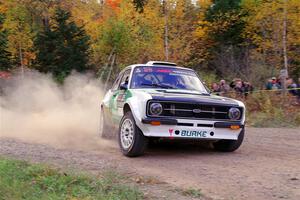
left=213, top=128, right=245, bottom=152
left=118, top=111, right=148, bottom=157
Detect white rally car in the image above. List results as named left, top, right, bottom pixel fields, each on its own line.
left=100, top=61, right=245, bottom=157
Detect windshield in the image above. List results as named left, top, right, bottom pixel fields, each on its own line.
left=130, top=66, right=208, bottom=94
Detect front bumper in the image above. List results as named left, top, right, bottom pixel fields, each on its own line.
left=137, top=117, right=244, bottom=140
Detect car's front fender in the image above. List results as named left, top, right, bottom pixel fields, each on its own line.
left=124, top=90, right=152, bottom=124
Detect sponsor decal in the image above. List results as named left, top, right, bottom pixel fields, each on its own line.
left=168, top=129, right=174, bottom=139
left=136, top=67, right=195, bottom=76
left=143, top=67, right=153, bottom=72
left=170, top=130, right=207, bottom=138
left=181, top=130, right=207, bottom=138
left=117, top=93, right=125, bottom=102
left=116, top=92, right=125, bottom=108
left=172, top=70, right=195, bottom=76
left=157, top=69, right=172, bottom=73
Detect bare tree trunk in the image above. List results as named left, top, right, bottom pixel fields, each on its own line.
left=163, top=0, right=169, bottom=61
left=19, top=42, right=24, bottom=79
left=99, top=47, right=115, bottom=81
left=104, top=53, right=116, bottom=91
left=282, top=0, right=288, bottom=95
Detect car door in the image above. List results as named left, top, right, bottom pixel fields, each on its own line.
left=101, top=72, right=122, bottom=124
left=110, top=69, right=131, bottom=123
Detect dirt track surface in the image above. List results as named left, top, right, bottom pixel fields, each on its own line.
left=1, top=128, right=300, bottom=200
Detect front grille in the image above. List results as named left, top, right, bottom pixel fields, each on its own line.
left=147, top=101, right=243, bottom=121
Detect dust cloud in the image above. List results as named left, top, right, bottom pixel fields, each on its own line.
left=0, top=70, right=114, bottom=151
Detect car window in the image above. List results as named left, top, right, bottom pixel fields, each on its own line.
left=131, top=66, right=208, bottom=94
left=118, top=69, right=131, bottom=89
left=111, top=73, right=122, bottom=91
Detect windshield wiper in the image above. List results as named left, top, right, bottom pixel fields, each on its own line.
left=141, top=83, right=174, bottom=89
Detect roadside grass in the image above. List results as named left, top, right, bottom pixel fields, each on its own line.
left=244, top=92, right=300, bottom=128
left=247, top=110, right=300, bottom=128
left=0, top=157, right=143, bottom=200
left=181, top=188, right=202, bottom=198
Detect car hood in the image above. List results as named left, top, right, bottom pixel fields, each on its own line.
left=133, top=89, right=240, bottom=106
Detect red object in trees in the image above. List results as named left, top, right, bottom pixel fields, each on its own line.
left=107, top=0, right=122, bottom=10
left=0, top=71, right=12, bottom=79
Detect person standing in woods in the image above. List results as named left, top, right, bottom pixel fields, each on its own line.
left=211, top=82, right=220, bottom=94
left=219, top=79, right=230, bottom=96
left=287, top=78, right=298, bottom=96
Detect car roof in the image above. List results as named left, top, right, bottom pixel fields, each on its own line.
left=124, top=61, right=194, bottom=72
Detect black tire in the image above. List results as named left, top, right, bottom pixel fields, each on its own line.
left=118, top=111, right=148, bottom=157
left=213, top=128, right=245, bottom=152
left=99, top=107, right=113, bottom=139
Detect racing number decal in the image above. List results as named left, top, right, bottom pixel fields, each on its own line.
left=116, top=91, right=125, bottom=108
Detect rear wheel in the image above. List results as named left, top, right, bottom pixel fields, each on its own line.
left=213, top=128, right=245, bottom=152
left=118, top=111, right=148, bottom=157
left=99, top=107, right=112, bottom=139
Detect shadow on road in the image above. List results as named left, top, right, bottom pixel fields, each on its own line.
left=145, top=139, right=222, bottom=157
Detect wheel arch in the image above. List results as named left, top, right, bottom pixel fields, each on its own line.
left=122, top=102, right=143, bottom=127
left=123, top=103, right=131, bottom=115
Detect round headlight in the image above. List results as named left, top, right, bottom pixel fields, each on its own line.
left=228, top=107, right=241, bottom=120
left=149, top=103, right=163, bottom=116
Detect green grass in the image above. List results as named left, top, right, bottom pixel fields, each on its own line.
left=0, top=158, right=143, bottom=200
left=245, top=92, right=300, bottom=128
left=247, top=109, right=300, bottom=128
left=182, top=188, right=202, bottom=198
left=181, top=188, right=202, bottom=198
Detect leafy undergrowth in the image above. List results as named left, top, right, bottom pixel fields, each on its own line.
left=247, top=110, right=300, bottom=128
left=0, top=158, right=143, bottom=200
left=233, top=92, right=300, bottom=128
left=181, top=188, right=202, bottom=198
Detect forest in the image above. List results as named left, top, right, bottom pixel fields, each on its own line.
left=0, top=0, right=299, bottom=86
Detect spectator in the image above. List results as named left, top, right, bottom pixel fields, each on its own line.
left=243, top=82, right=254, bottom=97
left=232, top=79, right=244, bottom=97
left=266, top=77, right=280, bottom=90
left=297, top=78, right=300, bottom=101
left=230, top=78, right=241, bottom=89
left=266, top=79, right=273, bottom=90
left=219, top=79, right=230, bottom=96
left=211, top=82, right=220, bottom=94
left=287, top=78, right=297, bottom=96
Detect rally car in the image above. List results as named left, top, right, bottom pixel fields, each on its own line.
left=100, top=61, right=245, bottom=157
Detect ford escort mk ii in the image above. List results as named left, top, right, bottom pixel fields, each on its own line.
left=100, top=61, right=245, bottom=157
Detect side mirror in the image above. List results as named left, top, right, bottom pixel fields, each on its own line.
left=120, top=82, right=128, bottom=90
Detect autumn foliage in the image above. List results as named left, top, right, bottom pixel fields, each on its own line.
left=0, top=0, right=299, bottom=84
left=107, top=0, right=122, bottom=11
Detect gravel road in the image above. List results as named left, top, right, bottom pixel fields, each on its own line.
left=0, top=128, right=299, bottom=200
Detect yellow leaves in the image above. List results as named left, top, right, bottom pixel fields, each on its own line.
left=194, top=19, right=210, bottom=39
left=197, top=0, right=212, bottom=9
left=240, top=0, right=300, bottom=72
left=0, top=3, right=8, bottom=13
left=242, top=0, right=300, bottom=48
left=23, top=51, right=36, bottom=66
left=194, top=27, right=207, bottom=38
